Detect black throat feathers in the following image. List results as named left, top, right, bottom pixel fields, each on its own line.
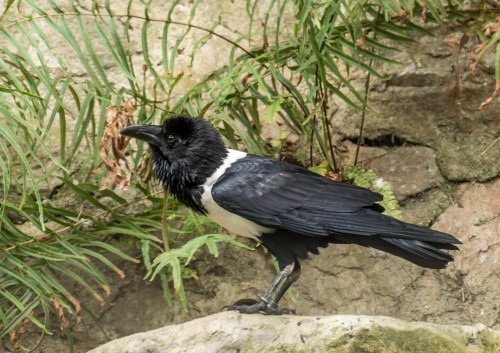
left=150, top=139, right=227, bottom=214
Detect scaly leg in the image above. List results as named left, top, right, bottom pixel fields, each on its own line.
left=222, top=261, right=298, bottom=315
left=268, top=261, right=301, bottom=309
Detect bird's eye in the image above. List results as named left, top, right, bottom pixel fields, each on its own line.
left=167, top=135, right=176, bottom=144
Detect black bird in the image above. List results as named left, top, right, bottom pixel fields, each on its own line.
left=120, top=115, right=461, bottom=315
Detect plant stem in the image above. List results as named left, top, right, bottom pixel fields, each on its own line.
left=354, top=65, right=372, bottom=167
left=162, top=190, right=171, bottom=251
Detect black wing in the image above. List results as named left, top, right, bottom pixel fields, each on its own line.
left=212, top=154, right=455, bottom=243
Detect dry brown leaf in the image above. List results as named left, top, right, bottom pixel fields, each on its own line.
left=470, top=20, right=500, bottom=73
left=68, top=296, right=82, bottom=324
left=92, top=101, right=134, bottom=190
left=325, top=171, right=343, bottom=181
left=50, top=296, right=69, bottom=331
left=479, top=80, right=500, bottom=110
left=468, top=20, right=500, bottom=109
left=102, top=285, right=112, bottom=297
left=10, top=317, right=30, bottom=352
left=469, top=41, right=487, bottom=72
left=421, top=2, right=427, bottom=22
left=93, top=292, right=106, bottom=307
left=484, top=19, right=500, bottom=36
left=358, top=35, right=365, bottom=50
left=116, top=268, right=125, bottom=279
left=391, top=9, right=410, bottom=20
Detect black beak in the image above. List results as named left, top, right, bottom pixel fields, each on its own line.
left=120, top=125, right=163, bottom=146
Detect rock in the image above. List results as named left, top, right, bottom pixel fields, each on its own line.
left=399, top=187, right=455, bottom=227
left=432, top=178, right=500, bottom=326
left=364, top=146, right=444, bottom=200
left=331, top=25, right=500, bottom=182
left=89, top=312, right=499, bottom=353
left=436, top=135, right=500, bottom=182
left=340, top=142, right=444, bottom=200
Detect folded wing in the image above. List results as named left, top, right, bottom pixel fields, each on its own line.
left=212, top=154, right=461, bottom=268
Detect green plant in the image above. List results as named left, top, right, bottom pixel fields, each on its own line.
left=0, top=0, right=497, bottom=350
left=308, top=163, right=402, bottom=219
left=0, top=1, right=251, bottom=348
left=343, top=166, right=402, bottom=220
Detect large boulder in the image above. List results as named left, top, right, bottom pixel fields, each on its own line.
left=89, top=312, right=499, bottom=353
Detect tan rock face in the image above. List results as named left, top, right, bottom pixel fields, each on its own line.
left=341, top=142, right=445, bottom=200
left=331, top=24, right=500, bottom=182
left=433, top=179, right=500, bottom=325
left=364, top=146, right=444, bottom=200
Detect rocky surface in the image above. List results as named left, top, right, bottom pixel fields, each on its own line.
left=340, top=142, right=445, bottom=200
left=89, top=312, right=500, bottom=353
left=331, top=24, right=500, bottom=183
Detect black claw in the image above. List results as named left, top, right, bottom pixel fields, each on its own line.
left=276, top=307, right=296, bottom=315
left=231, top=298, right=259, bottom=306
left=221, top=298, right=259, bottom=312
left=221, top=299, right=295, bottom=315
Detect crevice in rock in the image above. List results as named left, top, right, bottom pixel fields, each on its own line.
left=347, top=134, right=414, bottom=148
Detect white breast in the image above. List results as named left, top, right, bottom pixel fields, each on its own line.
left=201, top=149, right=273, bottom=241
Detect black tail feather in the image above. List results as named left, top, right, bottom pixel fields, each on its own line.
left=381, top=237, right=454, bottom=269
left=337, top=234, right=456, bottom=269
left=326, top=209, right=461, bottom=269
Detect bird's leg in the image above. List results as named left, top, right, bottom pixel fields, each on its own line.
left=268, top=261, right=301, bottom=309
left=222, top=262, right=297, bottom=315
left=259, top=263, right=294, bottom=303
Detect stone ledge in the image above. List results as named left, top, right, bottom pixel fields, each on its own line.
left=89, top=312, right=500, bottom=353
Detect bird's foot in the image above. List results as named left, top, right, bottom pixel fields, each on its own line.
left=221, top=298, right=295, bottom=315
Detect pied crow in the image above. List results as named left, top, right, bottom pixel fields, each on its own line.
left=120, top=115, right=461, bottom=315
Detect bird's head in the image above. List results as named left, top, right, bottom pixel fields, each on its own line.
left=120, top=115, right=227, bottom=187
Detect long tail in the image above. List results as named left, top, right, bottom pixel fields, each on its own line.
left=330, top=209, right=461, bottom=269
left=350, top=236, right=459, bottom=269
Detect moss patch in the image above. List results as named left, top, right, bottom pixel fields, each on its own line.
left=436, top=133, right=500, bottom=182
left=327, top=326, right=471, bottom=353
left=477, top=329, right=500, bottom=353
